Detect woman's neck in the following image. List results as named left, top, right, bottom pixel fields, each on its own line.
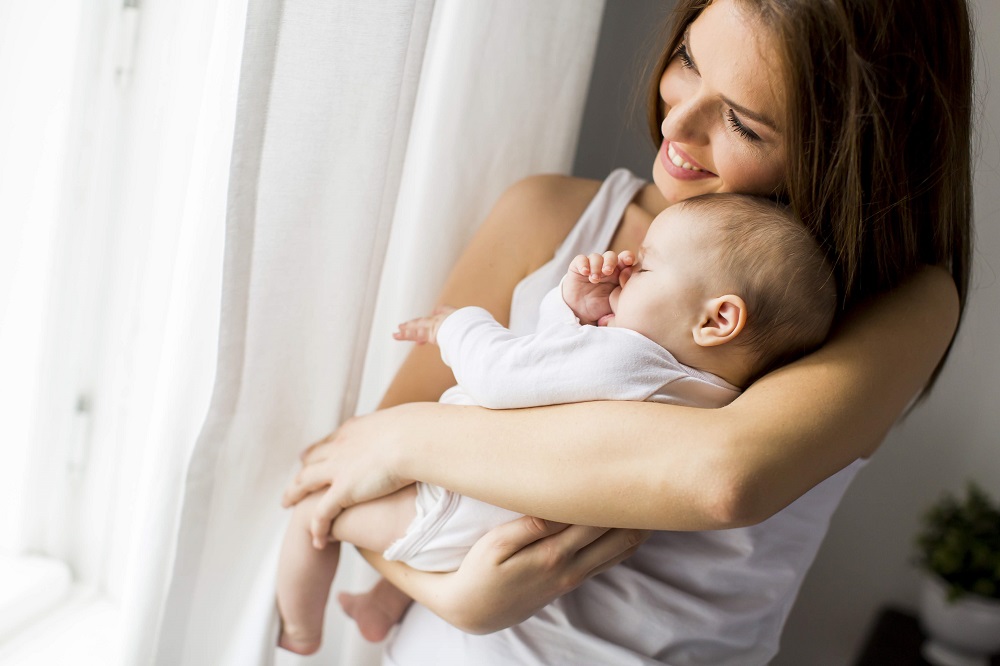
left=608, top=183, right=669, bottom=255
left=636, top=182, right=670, bottom=218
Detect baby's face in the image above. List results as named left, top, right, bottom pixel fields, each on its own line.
left=605, top=206, right=715, bottom=352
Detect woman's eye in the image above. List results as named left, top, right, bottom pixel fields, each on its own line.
left=726, top=109, right=761, bottom=142
left=674, top=43, right=695, bottom=70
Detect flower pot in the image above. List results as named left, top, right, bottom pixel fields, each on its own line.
left=918, top=571, right=1000, bottom=666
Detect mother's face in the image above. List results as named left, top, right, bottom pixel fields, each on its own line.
left=653, top=0, right=788, bottom=205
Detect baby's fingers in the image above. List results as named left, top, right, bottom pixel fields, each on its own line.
left=617, top=251, right=635, bottom=269
left=601, top=251, right=618, bottom=275
left=584, top=253, right=615, bottom=282
left=393, top=318, right=431, bottom=344
left=570, top=254, right=591, bottom=277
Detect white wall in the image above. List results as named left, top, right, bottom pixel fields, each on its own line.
left=575, top=1, right=1000, bottom=663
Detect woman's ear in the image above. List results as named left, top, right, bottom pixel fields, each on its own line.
left=693, top=295, right=747, bottom=347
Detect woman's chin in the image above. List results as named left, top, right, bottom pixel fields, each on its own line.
left=651, top=159, right=715, bottom=205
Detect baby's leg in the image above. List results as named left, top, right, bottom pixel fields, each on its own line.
left=276, top=486, right=417, bottom=654
left=276, top=492, right=340, bottom=654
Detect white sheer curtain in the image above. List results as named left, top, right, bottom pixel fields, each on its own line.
left=122, top=1, right=604, bottom=665
left=0, top=0, right=248, bottom=662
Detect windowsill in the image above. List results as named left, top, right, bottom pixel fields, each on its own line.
left=0, top=556, right=118, bottom=665
left=0, top=554, right=71, bottom=643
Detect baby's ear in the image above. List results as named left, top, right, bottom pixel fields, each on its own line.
left=693, top=295, right=747, bottom=347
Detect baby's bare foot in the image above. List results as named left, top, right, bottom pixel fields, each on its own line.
left=338, top=587, right=411, bottom=642
left=277, top=620, right=322, bottom=655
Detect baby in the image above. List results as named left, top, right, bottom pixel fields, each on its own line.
left=276, top=192, right=837, bottom=654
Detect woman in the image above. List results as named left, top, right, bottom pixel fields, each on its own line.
left=284, top=0, right=972, bottom=662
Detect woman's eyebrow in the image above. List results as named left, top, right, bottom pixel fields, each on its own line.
left=686, top=25, right=779, bottom=132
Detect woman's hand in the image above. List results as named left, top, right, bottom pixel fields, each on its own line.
left=282, top=406, right=416, bottom=548
left=361, top=515, right=650, bottom=634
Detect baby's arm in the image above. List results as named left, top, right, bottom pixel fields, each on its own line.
left=562, top=250, right=634, bottom=325
left=392, top=248, right=634, bottom=349
left=395, top=298, right=678, bottom=410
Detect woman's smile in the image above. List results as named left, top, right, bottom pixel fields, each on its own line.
left=660, top=141, right=716, bottom=180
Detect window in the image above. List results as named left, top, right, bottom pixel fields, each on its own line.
left=0, top=0, right=246, bottom=658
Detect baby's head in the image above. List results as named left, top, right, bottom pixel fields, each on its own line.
left=606, top=193, right=836, bottom=387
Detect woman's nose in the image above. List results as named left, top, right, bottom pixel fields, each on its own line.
left=661, top=97, right=708, bottom=145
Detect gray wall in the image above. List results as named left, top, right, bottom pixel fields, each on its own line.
left=572, top=1, right=668, bottom=180
left=572, top=2, right=1000, bottom=663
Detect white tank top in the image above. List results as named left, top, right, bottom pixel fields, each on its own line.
left=383, top=169, right=867, bottom=666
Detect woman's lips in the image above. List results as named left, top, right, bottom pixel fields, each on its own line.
left=660, top=141, right=715, bottom=181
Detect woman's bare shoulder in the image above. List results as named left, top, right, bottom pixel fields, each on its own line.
left=489, top=174, right=604, bottom=269
left=436, top=175, right=603, bottom=325
left=502, top=173, right=604, bottom=215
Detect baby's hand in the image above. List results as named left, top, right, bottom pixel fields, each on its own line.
left=393, top=306, right=457, bottom=345
left=569, top=251, right=634, bottom=285
left=563, top=251, right=634, bottom=325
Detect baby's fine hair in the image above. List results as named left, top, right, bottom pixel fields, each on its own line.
left=680, top=193, right=837, bottom=383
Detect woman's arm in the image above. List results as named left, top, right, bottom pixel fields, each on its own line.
left=354, top=519, right=645, bottom=634
left=291, top=174, right=648, bottom=630
left=289, top=172, right=600, bottom=508
left=289, top=264, right=959, bottom=531
left=407, top=265, right=960, bottom=528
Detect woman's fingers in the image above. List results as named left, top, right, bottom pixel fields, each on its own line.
left=309, top=485, right=346, bottom=548
left=532, top=523, right=612, bottom=566
left=572, top=528, right=650, bottom=578
left=477, top=517, right=623, bottom=571
left=474, top=515, right=571, bottom=564
left=282, top=463, right=332, bottom=507
left=525, top=525, right=648, bottom=594
left=506, top=521, right=648, bottom=585
left=299, top=436, right=332, bottom=465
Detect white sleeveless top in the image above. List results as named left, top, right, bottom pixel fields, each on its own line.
left=383, top=169, right=867, bottom=665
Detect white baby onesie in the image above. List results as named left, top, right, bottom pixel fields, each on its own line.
left=382, top=285, right=740, bottom=571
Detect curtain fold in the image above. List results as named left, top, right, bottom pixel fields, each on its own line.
left=145, top=1, right=604, bottom=665
left=357, top=0, right=606, bottom=411
left=150, top=3, right=437, bottom=664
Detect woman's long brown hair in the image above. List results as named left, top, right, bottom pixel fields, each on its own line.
left=646, top=0, right=974, bottom=395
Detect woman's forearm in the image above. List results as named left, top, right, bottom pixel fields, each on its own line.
left=394, top=400, right=737, bottom=530
left=354, top=518, right=648, bottom=634
left=394, top=266, right=960, bottom=530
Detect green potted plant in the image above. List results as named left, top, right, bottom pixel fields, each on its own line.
left=914, top=482, right=1000, bottom=666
